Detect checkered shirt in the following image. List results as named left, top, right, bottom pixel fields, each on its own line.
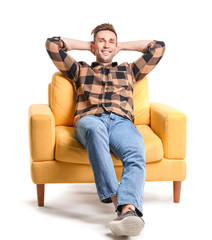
left=46, top=37, right=165, bottom=125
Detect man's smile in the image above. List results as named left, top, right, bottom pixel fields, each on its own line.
left=101, top=50, right=112, bottom=55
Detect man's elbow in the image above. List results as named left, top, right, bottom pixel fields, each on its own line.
left=155, top=41, right=165, bottom=48
left=45, top=38, right=52, bottom=51
left=45, top=37, right=59, bottom=52
left=155, top=41, right=166, bottom=56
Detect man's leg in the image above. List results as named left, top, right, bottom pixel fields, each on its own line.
left=108, top=115, right=145, bottom=236
left=109, top=115, right=146, bottom=217
left=74, top=114, right=119, bottom=203
left=111, top=196, right=117, bottom=208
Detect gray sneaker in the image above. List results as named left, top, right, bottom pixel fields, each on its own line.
left=108, top=207, right=145, bottom=236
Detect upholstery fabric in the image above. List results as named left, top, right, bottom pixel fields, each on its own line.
left=30, top=158, right=186, bottom=184
left=28, top=104, right=55, bottom=161
left=133, top=78, right=150, bottom=125
left=49, top=72, right=76, bottom=126
left=55, top=125, right=163, bottom=165
left=150, top=103, right=187, bottom=159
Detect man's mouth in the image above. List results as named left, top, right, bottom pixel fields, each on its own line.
left=101, top=50, right=112, bottom=55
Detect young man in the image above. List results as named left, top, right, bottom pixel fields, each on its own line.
left=46, top=23, right=165, bottom=236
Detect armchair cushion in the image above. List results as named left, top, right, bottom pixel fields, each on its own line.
left=55, top=125, right=163, bottom=165
left=150, top=103, right=187, bottom=159
left=49, top=72, right=76, bottom=126
left=28, top=104, right=55, bottom=161
left=133, top=78, right=150, bottom=125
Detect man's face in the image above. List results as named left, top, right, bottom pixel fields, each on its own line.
left=92, top=30, right=118, bottom=64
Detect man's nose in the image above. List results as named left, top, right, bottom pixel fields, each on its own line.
left=104, top=41, right=109, bottom=48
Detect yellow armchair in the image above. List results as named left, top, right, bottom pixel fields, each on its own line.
left=28, top=72, right=186, bottom=206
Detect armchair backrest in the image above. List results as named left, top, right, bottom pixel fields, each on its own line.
left=49, top=72, right=150, bottom=126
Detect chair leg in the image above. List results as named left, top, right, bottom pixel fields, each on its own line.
left=173, top=181, right=181, bottom=203
left=36, top=184, right=45, bottom=206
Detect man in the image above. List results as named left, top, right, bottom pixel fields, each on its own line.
left=46, top=23, right=165, bottom=236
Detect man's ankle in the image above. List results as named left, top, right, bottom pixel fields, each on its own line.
left=111, top=196, right=117, bottom=208
left=121, top=204, right=135, bottom=214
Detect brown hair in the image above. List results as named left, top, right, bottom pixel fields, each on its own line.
left=91, top=23, right=117, bottom=42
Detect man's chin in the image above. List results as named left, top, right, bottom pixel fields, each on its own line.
left=96, top=53, right=114, bottom=63
left=97, top=57, right=113, bottom=64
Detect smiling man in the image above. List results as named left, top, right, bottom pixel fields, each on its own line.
left=91, top=29, right=118, bottom=63
left=46, top=23, right=165, bottom=236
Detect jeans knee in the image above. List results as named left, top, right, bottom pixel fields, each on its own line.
left=86, top=124, right=107, bottom=139
left=76, top=117, right=107, bottom=139
left=122, top=146, right=145, bottom=167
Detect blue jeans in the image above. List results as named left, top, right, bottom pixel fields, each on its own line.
left=74, top=111, right=146, bottom=217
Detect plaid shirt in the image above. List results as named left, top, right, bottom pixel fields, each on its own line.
left=46, top=37, right=165, bottom=125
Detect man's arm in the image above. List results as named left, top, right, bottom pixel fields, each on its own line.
left=118, top=40, right=153, bottom=54
left=60, top=37, right=91, bottom=51
left=45, top=37, right=92, bottom=81
left=117, top=40, right=166, bottom=82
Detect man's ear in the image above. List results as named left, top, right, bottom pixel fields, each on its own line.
left=115, top=45, right=120, bottom=56
left=91, top=42, right=96, bottom=56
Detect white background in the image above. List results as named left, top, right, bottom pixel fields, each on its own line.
left=1, top=0, right=212, bottom=239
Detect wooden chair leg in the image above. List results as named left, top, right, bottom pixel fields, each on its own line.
left=37, top=184, right=45, bottom=206
left=173, top=181, right=181, bottom=203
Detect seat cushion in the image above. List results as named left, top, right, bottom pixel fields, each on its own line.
left=55, top=125, right=163, bottom=165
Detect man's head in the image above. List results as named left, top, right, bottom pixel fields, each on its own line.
left=91, top=23, right=118, bottom=65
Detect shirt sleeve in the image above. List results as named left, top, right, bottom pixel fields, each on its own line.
left=45, top=37, right=80, bottom=82
left=130, top=40, right=166, bottom=82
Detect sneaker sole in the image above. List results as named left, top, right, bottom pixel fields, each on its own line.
left=108, top=216, right=145, bottom=236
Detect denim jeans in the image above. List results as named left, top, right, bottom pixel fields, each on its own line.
left=74, top=111, right=146, bottom=217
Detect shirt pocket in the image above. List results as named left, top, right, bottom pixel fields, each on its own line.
left=116, top=78, right=129, bottom=89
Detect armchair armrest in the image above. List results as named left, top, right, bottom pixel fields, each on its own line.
left=150, top=103, right=187, bottom=159
left=28, top=104, right=55, bottom=162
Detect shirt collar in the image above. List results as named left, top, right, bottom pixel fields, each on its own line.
left=91, top=62, right=118, bottom=68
